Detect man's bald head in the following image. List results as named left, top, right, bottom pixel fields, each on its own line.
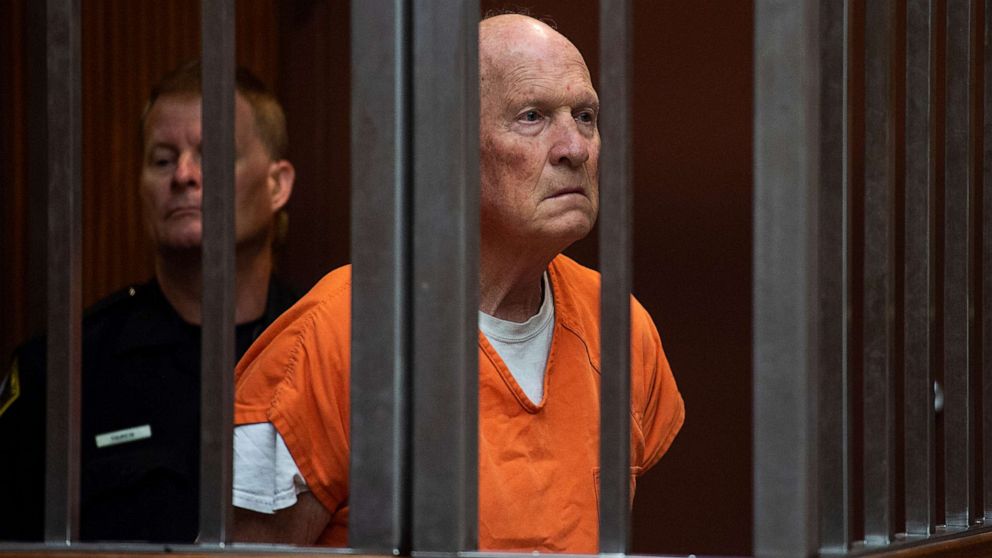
left=479, top=14, right=592, bottom=102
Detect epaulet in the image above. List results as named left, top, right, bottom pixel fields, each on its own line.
left=0, top=357, right=21, bottom=418
left=82, top=283, right=145, bottom=320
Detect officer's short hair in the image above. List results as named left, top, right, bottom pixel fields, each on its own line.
left=140, top=60, right=289, bottom=161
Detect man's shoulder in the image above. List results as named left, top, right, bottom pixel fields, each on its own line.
left=81, top=281, right=182, bottom=359
left=548, top=254, right=657, bottom=338
left=311, top=264, right=352, bottom=294
left=244, top=266, right=351, bottom=354
left=10, top=281, right=155, bottom=366
left=82, top=281, right=158, bottom=327
left=236, top=266, right=352, bottom=375
left=292, top=265, right=352, bottom=315
left=0, top=281, right=149, bottom=421
left=235, top=266, right=352, bottom=425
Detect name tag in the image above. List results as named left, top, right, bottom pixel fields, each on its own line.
left=95, top=425, right=152, bottom=448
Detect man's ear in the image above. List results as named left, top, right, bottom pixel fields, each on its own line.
left=267, top=160, right=295, bottom=212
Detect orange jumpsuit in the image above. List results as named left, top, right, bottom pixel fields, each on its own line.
left=235, top=255, right=684, bottom=552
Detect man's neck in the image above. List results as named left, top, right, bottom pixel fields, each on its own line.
left=479, top=240, right=555, bottom=323
left=155, top=245, right=273, bottom=326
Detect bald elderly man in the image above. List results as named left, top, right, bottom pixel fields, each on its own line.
left=231, top=14, right=684, bottom=552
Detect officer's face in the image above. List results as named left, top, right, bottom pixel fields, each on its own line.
left=479, top=16, right=600, bottom=253
left=140, top=93, right=286, bottom=254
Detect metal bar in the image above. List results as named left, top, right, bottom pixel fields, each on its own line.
left=43, top=0, right=81, bottom=545
left=752, top=1, right=821, bottom=555
left=198, top=0, right=236, bottom=544
left=817, top=0, right=851, bottom=551
left=598, top=0, right=633, bottom=553
left=943, top=0, right=975, bottom=530
left=985, top=0, right=992, bottom=525
left=410, top=1, right=479, bottom=552
left=349, top=0, right=411, bottom=552
left=862, top=0, right=898, bottom=545
left=904, top=0, right=938, bottom=536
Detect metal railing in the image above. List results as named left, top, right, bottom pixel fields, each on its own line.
left=754, top=0, right=992, bottom=555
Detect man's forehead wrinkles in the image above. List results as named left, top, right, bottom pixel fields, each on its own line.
left=497, top=48, right=589, bottom=74
left=499, top=70, right=598, bottom=108
left=499, top=58, right=593, bottom=87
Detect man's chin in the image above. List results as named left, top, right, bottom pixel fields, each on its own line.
left=543, top=219, right=595, bottom=252
left=556, top=213, right=596, bottom=238
left=157, top=235, right=203, bottom=255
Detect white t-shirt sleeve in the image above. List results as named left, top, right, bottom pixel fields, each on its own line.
left=233, top=422, right=309, bottom=514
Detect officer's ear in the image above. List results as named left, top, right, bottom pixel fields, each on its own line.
left=267, top=159, right=295, bottom=213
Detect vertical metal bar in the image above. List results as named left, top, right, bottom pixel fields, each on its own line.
left=985, top=0, right=992, bottom=525
left=862, top=0, right=898, bottom=545
left=410, top=0, right=479, bottom=552
left=199, top=0, right=236, bottom=544
left=817, top=0, right=852, bottom=551
left=598, top=0, right=633, bottom=553
left=753, top=1, right=821, bottom=555
left=904, top=0, right=938, bottom=536
left=943, top=0, right=975, bottom=530
left=350, top=0, right=410, bottom=552
left=43, top=0, right=81, bottom=545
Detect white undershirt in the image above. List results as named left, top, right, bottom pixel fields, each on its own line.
left=478, top=272, right=555, bottom=404
left=232, top=273, right=556, bottom=509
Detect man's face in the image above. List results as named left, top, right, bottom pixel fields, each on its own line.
left=140, top=93, right=283, bottom=253
left=479, top=18, right=600, bottom=252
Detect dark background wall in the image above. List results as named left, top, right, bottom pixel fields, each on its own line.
left=0, top=1, right=754, bottom=555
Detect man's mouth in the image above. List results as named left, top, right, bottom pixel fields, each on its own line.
left=166, top=206, right=201, bottom=218
left=548, top=187, right=586, bottom=199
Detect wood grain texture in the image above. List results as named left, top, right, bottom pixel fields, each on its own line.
left=275, top=0, right=351, bottom=290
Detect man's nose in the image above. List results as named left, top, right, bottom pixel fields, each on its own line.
left=173, top=153, right=202, bottom=187
left=549, top=117, right=590, bottom=167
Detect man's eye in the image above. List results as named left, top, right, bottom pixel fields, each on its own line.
left=576, top=110, right=595, bottom=124
left=520, top=110, right=541, bottom=122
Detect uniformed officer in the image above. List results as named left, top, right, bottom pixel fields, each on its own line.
left=0, top=60, right=300, bottom=543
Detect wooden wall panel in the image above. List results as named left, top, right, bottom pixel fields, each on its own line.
left=276, top=0, right=351, bottom=290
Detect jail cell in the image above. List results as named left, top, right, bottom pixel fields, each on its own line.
left=6, top=0, right=992, bottom=557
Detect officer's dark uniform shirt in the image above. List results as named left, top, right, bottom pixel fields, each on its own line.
left=0, top=277, right=299, bottom=543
